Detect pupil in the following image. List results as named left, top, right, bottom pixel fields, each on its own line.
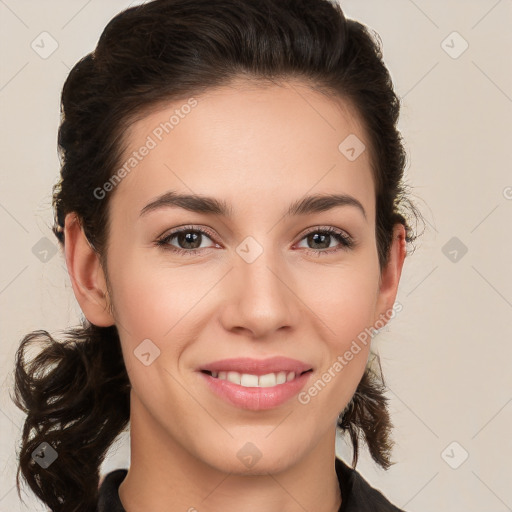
left=310, top=233, right=329, bottom=249
left=179, top=232, right=201, bottom=249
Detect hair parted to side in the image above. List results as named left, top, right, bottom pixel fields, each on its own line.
left=12, top=0, right=422, bottom=510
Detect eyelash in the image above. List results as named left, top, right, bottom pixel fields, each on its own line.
left=155, top=225, right=355, bottom=257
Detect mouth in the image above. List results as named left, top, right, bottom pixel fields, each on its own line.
left=196, top=356, right=314, bottom=410
left=198, top=367, right=314, bottom=410
left=200, top=368, right=313, bottom=388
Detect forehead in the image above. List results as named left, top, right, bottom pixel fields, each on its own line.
left=108, top=79, right=375, bottom=224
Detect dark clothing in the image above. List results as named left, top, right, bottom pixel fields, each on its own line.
left=97, top=457, right=405, bottom=511
left=335, top=458, right=405, bottom=511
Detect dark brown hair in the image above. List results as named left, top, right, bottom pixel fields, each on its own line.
left=11, top=0, right=421, bottom=510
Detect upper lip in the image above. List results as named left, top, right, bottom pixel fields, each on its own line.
left=199, top=356, right=313, bottom=376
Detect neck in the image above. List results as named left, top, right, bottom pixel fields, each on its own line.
left=118, top=393, right=342, bottom=512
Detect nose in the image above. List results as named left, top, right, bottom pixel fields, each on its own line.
left=219, top=246, right=300, bottom=339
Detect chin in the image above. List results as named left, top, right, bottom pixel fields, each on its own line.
left=201, top=441, right=304, bottom=476
left=215, top=456, right=295, bottom=476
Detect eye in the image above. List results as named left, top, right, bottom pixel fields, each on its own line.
left=296, top=227, right=354, bottom=256
left=155, top=225, right=355, bottom=257
left=155, top=225, right=217, bottom=256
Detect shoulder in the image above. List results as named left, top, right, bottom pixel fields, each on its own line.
left=335, top=457, right=406, bottom=512
left=97, top=469, right=128, bottom=512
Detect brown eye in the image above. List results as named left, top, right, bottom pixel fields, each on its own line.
left=156, top=226, right=217, bottom=256
left=296, top=227, right=354, bottom=255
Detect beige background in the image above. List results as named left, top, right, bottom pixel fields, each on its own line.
left=1, top=0, right=511, bottom=510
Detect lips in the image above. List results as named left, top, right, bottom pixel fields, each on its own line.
left=196, top=356, right=314, bottom=410
left=198, top=356, right=313, bottom=376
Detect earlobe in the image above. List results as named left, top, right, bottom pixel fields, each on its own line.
left=374, top=223, right=407, bottom=325
left=63, top=212, right=115, bottom=327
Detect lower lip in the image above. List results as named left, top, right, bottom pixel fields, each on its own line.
left=198, top=371, right=313, bottom=411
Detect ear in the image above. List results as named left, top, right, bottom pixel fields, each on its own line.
left=63, top=212, right=115, bottom=327
left=373, top=223, right=407, bottom=326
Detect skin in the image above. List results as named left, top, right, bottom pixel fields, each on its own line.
left=64, top=78, right=406, bottom=512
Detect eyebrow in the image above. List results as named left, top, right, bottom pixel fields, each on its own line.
left=139, top=191, right=367, bottom=220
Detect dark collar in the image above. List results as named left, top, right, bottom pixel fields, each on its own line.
left=335, top=457, right=405, bottom=511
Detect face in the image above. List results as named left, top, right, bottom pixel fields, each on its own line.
left=91, top=79, right=402, bottom=475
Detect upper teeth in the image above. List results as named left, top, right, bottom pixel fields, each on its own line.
left=211, top=371, right=297, bottom=387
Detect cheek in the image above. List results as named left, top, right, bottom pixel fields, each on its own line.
left=300, top=260, right=380, bottom=345
left=107, top=250, right=203, bottom=339
left=295, top=262, right=379, bottom=410
left=107, top=257, right=199, bottom=409
left=106, top=252, right=225, bottom=388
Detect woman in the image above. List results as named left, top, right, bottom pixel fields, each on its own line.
left=12, top=0, right=421, bottom=510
